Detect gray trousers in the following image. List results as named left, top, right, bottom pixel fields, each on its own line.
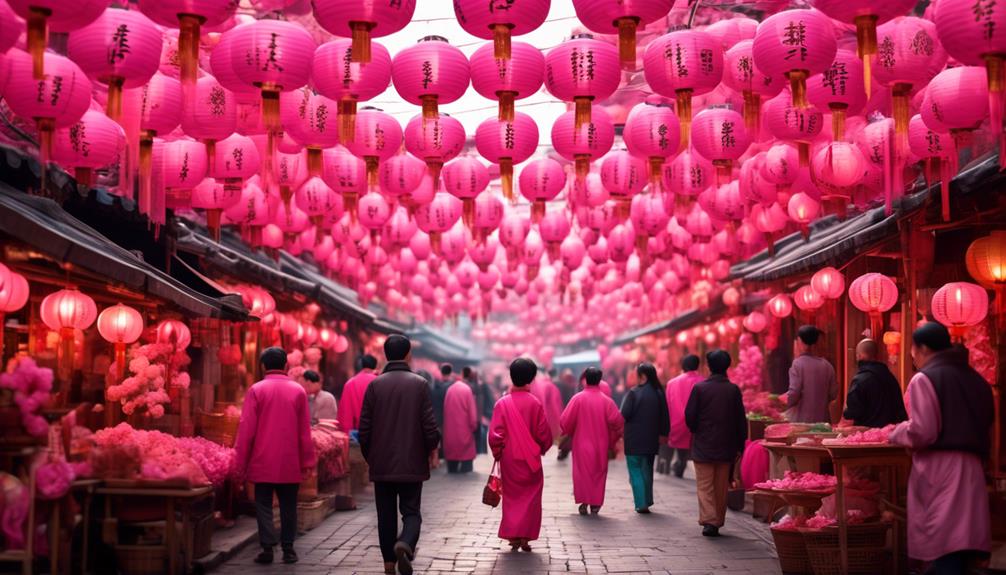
left=254, top=483, right=299, bottom=550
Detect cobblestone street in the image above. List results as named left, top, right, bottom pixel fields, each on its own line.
left=214, top=455, right=781, bottom=575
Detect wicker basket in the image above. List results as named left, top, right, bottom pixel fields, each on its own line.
left=114, top=545, right=166, bottom=575
left=197, top=410, right=240, bottom=447
left=802, top=522, right=891, bottom=575
left=771, top=527, right=812, bottom=574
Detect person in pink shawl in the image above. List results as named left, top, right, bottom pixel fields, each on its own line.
left=666, top=354, right=704, bottom=478
left=340, top=354, right=378, bottom=432
left=559, top=367, right=624, bottom=515
left=489, top=358, right=553, bottom=552
left=530, top=367, right=563, bottom=440
left=235, top=347, right=316, bottom=565
left=443, top=376, right=478, bottom=473
left=889, top=323, right=994, bottom=573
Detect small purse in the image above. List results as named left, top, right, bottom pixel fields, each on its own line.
left=482, top=459, right=502, bottom=507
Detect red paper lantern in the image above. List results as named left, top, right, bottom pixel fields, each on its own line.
left=931, top=282, right=989, bottom=340
left=793, top=285, right=825, bottom=312
left=848, top=272, right=898, bottom=337
left=97, top=303, right=145, bottom=379
left=811, top=267, right=845, bottom=300
left=766, top=294, right=793, bottom=318
left=41, top=288, right=97, bottom=376
left=743, top=310, right=768, bottom=333
left=156, top=319, right=191, bottom=350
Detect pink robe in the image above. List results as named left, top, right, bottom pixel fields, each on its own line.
left=666, top=371, right=704, bottom=449
left=489, top=388, right=553, bottom=541
left=889, top=372, right=991, bottom=562
left=530, top=376, right=563, bottom=440
left=340, top=370, right=376, bottom=431
left=559, top=386, right=624, bottom=506
left=235, top=372, right=317, bottom=484
left=443, top=381, right=478, bottom=461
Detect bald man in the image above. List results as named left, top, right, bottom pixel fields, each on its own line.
left=842, top=339, right=907, bottom=428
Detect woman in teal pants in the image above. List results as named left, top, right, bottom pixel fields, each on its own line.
left=620, top=363, right=670, bottom=513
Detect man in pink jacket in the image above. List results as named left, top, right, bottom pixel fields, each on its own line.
left=666, top=355, right=704, bottom=478
left=235, top=347, right=316, bottom=565
left=443, top=376, right=478, bottom=473
left=340, top=354, right=378, bottom=432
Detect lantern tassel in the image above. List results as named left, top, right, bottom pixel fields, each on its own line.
left=854, top=15, right=878, bottom=100
left=339, top=99, right=357, bottom=144
left=345, top=192, right=359, bottom=224
left=676, top=90, right=693, bottom=149
left=427, top=160, right=443, bottom=193
left=938, top=156, right=952, bottom=222
left=500, top=158, right=513, bottom=201
left=574, top=155, right=590, bottom=183
left=421, top=95, right=439, bottom=121
left=497, top=91, right=516, bottom=123
left=37, top=118, right=55, bottom=194
left=205, top=139, right=216, bottom=174
left=831, top=104, right=847, bottom=142
left=350, top=21, right=374, bottom=63
left=742, top=91, right=761, bottom=137
left=139, top=130, right=155, bottom=219
left=492, top=23, right=512, bottom=60
left=985, top=54, right=1006, bottom=170
left=574, top=96, right=593, bottom=132
left=307, top=147, right=323, bottom=177
left=798, top=141, right=810, bottom=168
left=365, top=156, right=379, bottom=192
left=892, top=82, right=911, bottom=159
left=649, top=157, right=663, bottom=191
left=463, top=198, right=475, bottom=229
left=714, top=161, right=732, bottom=186
left=59, top=326, right=75, bottom=381
left=106, top=76, right=125, bottom=122
left=787, top=70, right=809, bottom=109
left=27, top=7, right=48, bottom=79
left=532, top=200, right=545, bottom=224
left=616, top=17, right=638, bottom=71
left=207, top=208, right=222, bottom=242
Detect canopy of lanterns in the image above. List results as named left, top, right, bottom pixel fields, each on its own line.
left=0, top=0, right=1003, bottom=349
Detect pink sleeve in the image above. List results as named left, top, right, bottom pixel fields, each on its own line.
left=298, top=391, right=317, bottom=469
left=468, top=389, right=479, bottom=432
left=233, top=387, right=258, bottom=479
left=533, top=402, right=554, bottom=454
left=488, top=400, right=506, bottom=460
left=889, top=374, right=941, bottom=450
left=559, top=396, right=577, bottom=436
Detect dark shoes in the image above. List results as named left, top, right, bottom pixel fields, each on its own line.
left=578, top=503, right=588, bottom=515
left=254, top=549, right=273, bottom=564
left=590, top=505, right=601, bottom=515
left=635, top=507, right=651, bottom=514
left=702, top=524, right=720, bottom=537
left=384, top=561, right=397, bottom=574
left=673, top=462, right=687, bottom=478
left=282, top=547, right=298, bottom=564
left=394, top=541, right=414, bottom=575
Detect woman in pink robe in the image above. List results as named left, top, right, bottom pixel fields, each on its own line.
left=489, top=358, right=553, bottom=552
left=560, top=367, right=624, bottom=514
left=443, top=380, right=478, bottom=472
left=530, top=373, right=563, bottom=440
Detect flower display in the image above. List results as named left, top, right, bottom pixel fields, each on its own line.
left=106, top=342, right=191, bottom=418
left=311, top=423, right=350, bottom=484
left=755, top=471, right=837, bottom=492
left=965, top=319, right=997, bottom=386
left=824, top=424, right=897, bottom=445
left=745, top=391, right=785, bottom=422
left=35, top=459, right=75, bottom=500
left=0, top=357, right=53, bottom=437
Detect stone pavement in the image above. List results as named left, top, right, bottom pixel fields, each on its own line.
left=213, top=455, right=782, bottom=575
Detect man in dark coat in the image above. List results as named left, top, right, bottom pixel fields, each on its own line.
left=685, top=350, right=747, bottom=537
left=359, top=335, right=441, bottom=575
left=431, top=364, right=453, bottom=460
left=620, top=363, right=670, bottom=513
left=843, top=339, right=907, bottom=428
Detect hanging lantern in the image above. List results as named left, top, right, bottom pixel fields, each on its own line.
left=6, top=0, right=109, bottom=79
left=723, top=39, right=784, bottom=136
left=379, top=153, right=426, bottom=200
left=572, top=0, right=674, bottom=69
left=469, top=41, right=544, bottom=122
left=179, top=75, right=237, bottom=173
left=211, top=133, right=261, bottom=204
left=764, top=89, right=823, bottom=166
left=794, top=285, right=825, bottom=314
left=192, top=177, right=242, bottom=241
left=811, top=142, right=866, bottom=193
left=391, top=36, right=470, bottom=120
left=441, top=157, right=490, bottom=229
left=600, top=150, right=648, bottom=221
left=753, top=9, right=837, bottom=109
left=280, top=88, right=340, bottom=176
left=40, top=288, right=97, bottom=377
left=475, top=113, right=538, bottom=202
left=138, top=0, right=235, bottom=93
left=787, top=191, right=820, bottom=236
left=909, top=115, right=955, bottom=222
left=51, top=110, right=126, bottom=189
left=0, top=271, right=29, bottom=339
left=767, top=293, right=793, bottom=318
left=121, top=72, right=182, bottom=223
left=156, top=318, right=192, bottom=350
left=97, top=303, right=144, bottom=380
left=811, top=266, right=845, bottom=299
left=347, top=107, right=403, bottom=193
left=544, top=34, right=621, bottom=131
left=965, top=231, right=1006, bottom=324
left=414, top=192, right=463, bottom=253
left=454, top=0, right=549, bottom=61
left=295, top=177, right=343, bottom=241
left=539, top=210, right=572, bottom=261
left=931, top=282, right=989, bottom=341
left=312, top=0, right=415, bottom=63
left=807, top=49, right=867, bottom=141
left=473, top=193, right=505, bottom=243
left=551, top=107, right=615, bottom=182
left=622, top=102, right=681, bottom=189
left=921, top=66, right=989, bottom=180
left=691, top=107, right=751, bottom=185
left=404, top=114, right=466, bottom=192
left=312, top=39, right=392, bottom=144
left=744, top=310, right=768, bottom=333
left=663, top=150, right=714, bottom=214
left=848, top=272, right=899, bottom=337
left=322, top=146, right=368, bottom=218
left=518, top=158, right=566, bottom=223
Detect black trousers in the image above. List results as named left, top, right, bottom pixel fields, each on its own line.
left=254, top=483, right=299, bottom=550
left=671, top=448, right=690, bottom=476
left=374, top=481, right=423, bottom=563
left=446, top=460, right=474, bottom=473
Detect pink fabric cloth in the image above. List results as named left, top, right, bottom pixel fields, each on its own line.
left=235, top=372, right=317, bottom=484
left=665, top=371, right=704, bottom=448
left=739, top=440, right=769, bottom=490
left=443, top=381, right=478, bottom=461
left=559, top=386, right=624, bottom=506
left=340, top=369, right=376, bottom=431
left=889, top=372, right=991, bottom=562
left=530, top=375, right=563, bottom=440
left=489, top=388, right=553, bottom=541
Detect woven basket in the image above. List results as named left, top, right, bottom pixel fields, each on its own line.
left=771, top=527, right=812, bottom=574
left=114, top=545, right=166, bottom=575
left=802, top=522, right=891, bottom=575
left=197, top=410, right=240, bottom=447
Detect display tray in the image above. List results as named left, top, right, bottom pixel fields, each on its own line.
left=822, top=444, right=910, bottom=458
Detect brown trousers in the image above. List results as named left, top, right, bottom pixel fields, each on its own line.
left=694, top=461, right=731, bottom=527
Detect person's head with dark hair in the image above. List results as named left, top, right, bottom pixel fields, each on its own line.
left=303, top=370, right=321, bottom=393
left=462, top=366, right=472, bottom=379
left=510, top=357, right=537, bottom=387
left=260, top=347, right=287, bottom=373
left=796, top=325, right=822, bottom=354
left=911, top=322, right=952, bottom=368
left=706, top=349, right=732, bottom=375
left=440, top=363, right=453, bottom=377
left=681, top=354, right=700, bottom=372
left=383, top=334, right=411, bottom=362
left=636, top=362, right=659, bottom=387
left=361, top=354, right=378, bottom=370
left=303, top=370, right=321, bottom=383
left=583, top=367, right=603, bottom=386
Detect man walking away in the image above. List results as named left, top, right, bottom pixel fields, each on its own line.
left=665, top=354, right=704, bottom=478
left=786, top=325, right=838, bottom=423
left=432, top=364, right=453, bottom=457
left=235, top=347, right=316, bottom=564
left=685, top=350, right=747, bottom=537
left=443, top=371, right=478, bottom=473
left=341, top=354, right=378, bottom=433
left=843, top=339, right=907, bottom=428
left=359, top=335, right=441, bottom=575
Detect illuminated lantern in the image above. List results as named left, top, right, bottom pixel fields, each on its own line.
left=753, top=9, right=837, bottom=109
left=40, top=288, right=97, bottom=376
left=544, top=34, right=621, bottom=131
left=51, top=110, right=126, bottom=189
left=644, top=29, right=723, bottom=146
left=442, top=157, right=490, bottom=228
left=766, top=293, right=793, bottom=318
left=722, top=287, right=741, bottom=308
left=793, top=285, right=825, bottom=313
left=454, top=0, right=549, bottom=60
left=922, top=66, right=989, bottom=182
left=138, top=0, right=234, bottom=92
left=743, top=310, right=768, bottom=333
left=404, top=114, right=465, bottom=192
left=180, top=76, right=237, bottom=172
left=691, top=108, right=750, bottom=184
left=322, top=146, right=368, bottom=217
left=192, top=177, right=242, bottom=241
left=966, top=231, right=1006, bottom=322
left=7, top=0, right=108, bottom=79
left=156, top=318, right=192, bottom=350
left=909, top=115, right=955, bottom=222
left=811, top=266, right=845, bottom=300
left=312, top=39, right=392, bottom=143
left=787, top=191, right=820, bottom=235
left=848, top=272, right=898, bottom=337
left=97, top=303, right=144, bottom=379
left=475, top=113, right=538, bottom=201
left=811, top=142, right=865, bottom=192
left=883, top=330, right=901, bottom=360
left=519, top=158, right=566, bottom=222
left=469, top=41, right=544, bottom=122
left=723, top=39, right=784, bottom=134
left=312, top=0, right=415, bottom=63
left=622, top=102, right=680, bottom=187
left=551, top=107, right=615, bottom=182
left=347, top=107, right=403, bottom=192
left=931, top=282, right=989, bottom=340
left=0, top=271, right=29, bottom=335
left=807, top=49, right=866, bottom=141
left=572, top=0, right=675, bottom=69
left=391, top=36, right=470, bottom=120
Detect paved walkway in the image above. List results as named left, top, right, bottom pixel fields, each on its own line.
left=214, top=455, right=781, bottom=575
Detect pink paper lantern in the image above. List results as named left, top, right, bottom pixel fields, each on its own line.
left=66, top=7, right=162, bottom=121
left=280, top=88, right=340, bottom=175
left=379, top=153, right=426, bottom=198
left=469, top=40, right=544, bottom=122
left=764, top=89, right=823, bottom=166
left=296, top=176, right=344, bottom=230
left=706, top=17, right=759, bottom=51
left=787, top=191, right=820, bottom=228
left=7, top=0, right=108, bottom=80
left=807, top=49, right=866, bottom=141
left=52, top=110, right=125, bottom=189
left=475, top=112, right=538, bottom=201
left=414, top=192, right=463, bottom=252
left=662, top=149, right=714, bottom=209
left=572, top=0, right=675, bottom=69
left=752, top=9, right=837, bottom=108
left=469, top=235, right=500, bottom=269
left=544, top=34, right=621, bottom=131
left=391, top=36, right=470, bottom=120
left=909, top=114, right=955, bottom=221
left=40, top=288, right=97, bottom=332
left=158, top=139, right=209, bottom=205
left=312, top=39, right=392, bottom=144
left=138, top=0, right=234, bottom=90
left=793, top=285, right=825, bottom=311
left=312, top=0, right=415, bottom=63
left=551, top=107, right=616, bottom=182
left=743, top=310, right=768, bottom=333
left=0, top=2, right=21, bottom=55
left=691, top=107, right=750, bottom=183
left=156, top=319, right=191, bottom=350
left=622, top=102, right=681, bottom=187
left=519, top=158, right=566, bottom=222
left=384, top=206, right=417, bottom=246
left=347, top=107, right=403, bottom=192
left=766, top=293, right=793, bottom=319
left=560, top=234, right=587, bottom=270
left=498, top=211, right=531, bottom=250
left=759, top=144, right=799, bottom=189
left=723, top=39, right=784, bottom=134
left=212, top=134, right=261, bottom=191
left=358, top=192, right=392, bottom=231
left=811, top=141, right=866, bottom=190
left=453, top=0, right=549, bottom=61
left=405, top=113, right=466, bottom=191
left=644, top=29, right=723, bottom=144
left=209, top=22, right=257, bottom=95
left=606, top=223, right=636, bottom=263
left=442, top=157, right=490, bottom=228
left=192, top=177, right=242, bottom=239
left=600, top=150, right=648, bottom=219
left=921, top=66, right=989, bottom=138
left=273, top=200, right=310, bottom=235
left=848, top=272, right=898, bottom=336
left=931, top=282, right=989, bottom=338
left=180, top=75, right=238, bottom=164
left=630, top=193, right=669, bottom=240
left=811, top=266, right=845, bottom=300
left=322, top=146, right=368, bottom=214
left=700, top=181, right=745, bottom=223
left=473, top=193, right=504, bottom=240
left=539, top=210, right=571, bottom=259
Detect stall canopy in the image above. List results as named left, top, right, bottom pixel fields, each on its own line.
left=0, top=184, right=248, bottom=320
left=408, top=324, right=483, bottom=364
left=612, top=293, right=770, bottom=346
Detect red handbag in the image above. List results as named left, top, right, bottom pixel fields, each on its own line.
left=482, top=459, right=502, bottom=507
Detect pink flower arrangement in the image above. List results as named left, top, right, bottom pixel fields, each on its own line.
left=824, top=424, right=897, bottom=445
left=755, top=471, right=837, bottom=492
left=0, top=357, right=53, bottom=437
left=965, top=320, right=996, bottom=387
left=92, top=423, right=236, bottom=487
left=745, top=391, right=785, bottom=421
left=287, top=349, right=304, bottom=367
left=35, top=459, right=75, bottom=500
left=730, top=334, right=764, bottom=391
left=311, top=424, right=349, bottom=483
left=106, top=343, right=191, bottom=419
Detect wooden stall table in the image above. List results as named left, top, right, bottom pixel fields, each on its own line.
left=763, top=442, right=832, bottom=476
left=824, top=444, right=911, bottom=575
left=97, top=482, right=213, bottom=575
